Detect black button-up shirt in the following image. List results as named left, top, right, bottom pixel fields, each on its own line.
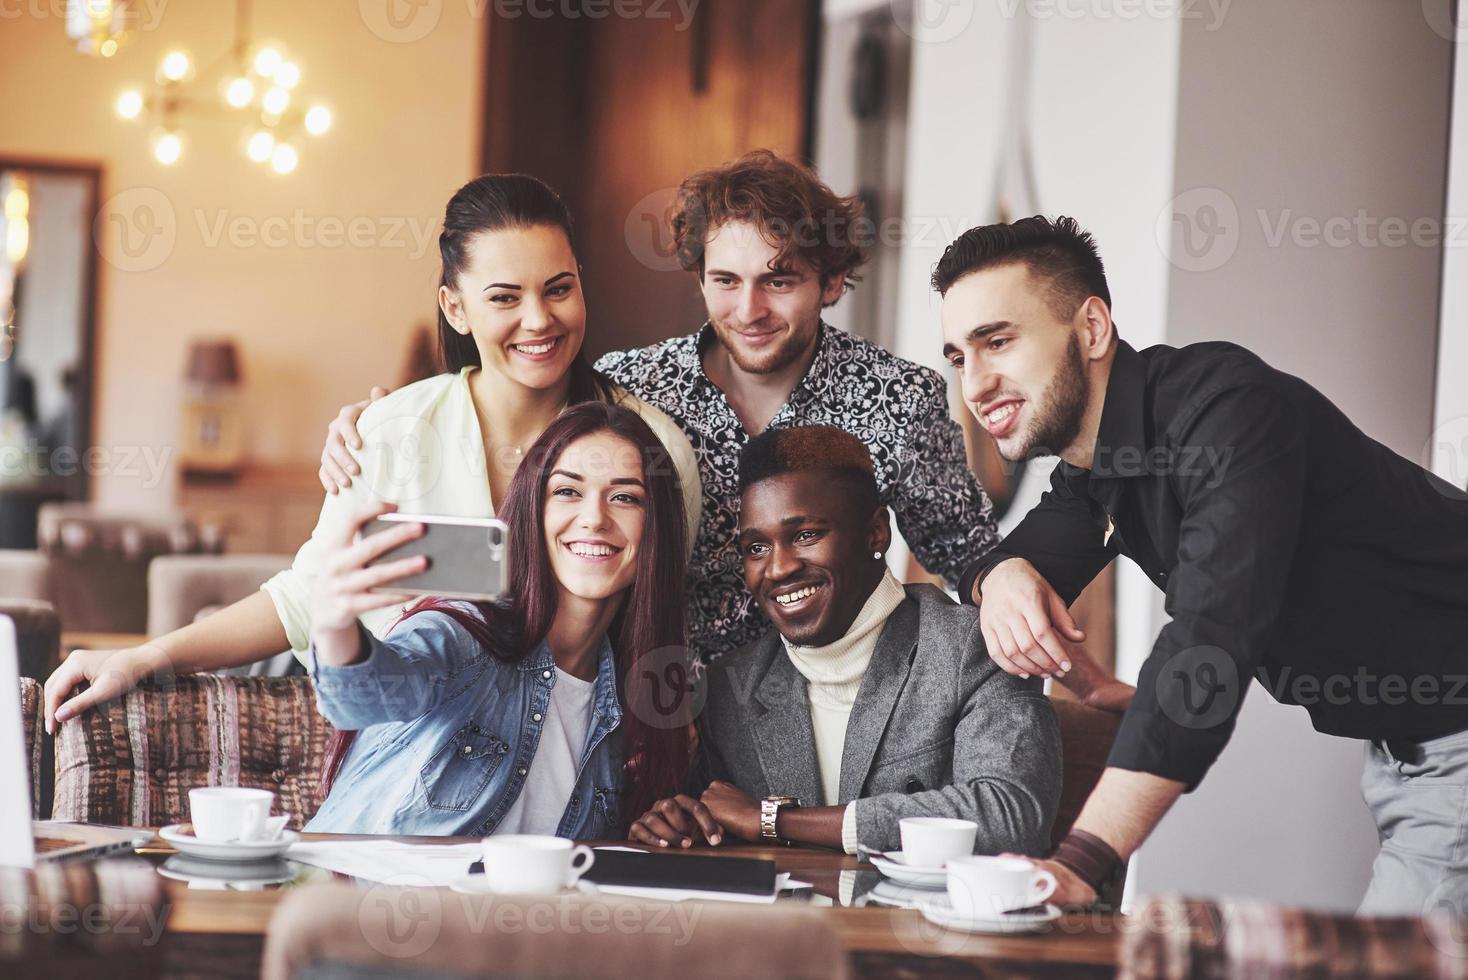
left=961, top=340, right=1468, bottom=790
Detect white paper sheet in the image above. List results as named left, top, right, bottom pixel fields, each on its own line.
left=285, top=840, right=815, bottom=901
left=286, top=840, right=481, bottom=887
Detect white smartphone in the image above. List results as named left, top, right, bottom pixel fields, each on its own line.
left=363, top=513, right=509, bottom=601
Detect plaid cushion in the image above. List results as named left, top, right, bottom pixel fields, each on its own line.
left=53, top=674, right=334, bottom=829
left=1120, top=895, right=1468, bottom=979
left=18, top=677, right=42, bottom=818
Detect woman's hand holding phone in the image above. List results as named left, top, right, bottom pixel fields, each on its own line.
left=310, top=501, right=427, bottom=666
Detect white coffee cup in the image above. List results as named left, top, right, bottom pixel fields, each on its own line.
left=480, top=835, right=595, bottom=894
left=946, top=855, right=1057, bottom=917
left=189, top=787, right=286, bottom=843
left=899, top=817, right=978, bottom=869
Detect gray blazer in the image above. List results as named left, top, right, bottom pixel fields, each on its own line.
left=693, top=584, right=1061, bottom=856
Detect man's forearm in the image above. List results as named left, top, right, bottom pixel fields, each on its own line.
left=1070, top=767, right=1186, bottom=860
left=142, top=591, right=293, bottom=675
left=774, top=805, right=848, bottom=850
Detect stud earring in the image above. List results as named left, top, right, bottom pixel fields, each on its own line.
left=873, top=551, right=884, bottom=561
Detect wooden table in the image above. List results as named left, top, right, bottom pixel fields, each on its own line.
left=143, top=833, right=1119, bottom=978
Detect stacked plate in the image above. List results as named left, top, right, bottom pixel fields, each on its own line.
left=159, top=823, right=299, bottom=861
left=867, top=850, right=1060, bottom=934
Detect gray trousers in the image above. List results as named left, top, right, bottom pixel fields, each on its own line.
left=1358, top=727, right=1468, bottom=917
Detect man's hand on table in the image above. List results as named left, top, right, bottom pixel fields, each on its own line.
left=628, top=794, right=726, bottom=848
left=698, top=781, right=762, bottom=842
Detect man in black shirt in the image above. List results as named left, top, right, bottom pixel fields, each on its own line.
left=935, top=215, right=1468, bottom=915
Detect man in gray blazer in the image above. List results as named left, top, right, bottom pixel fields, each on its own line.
left=628, top=425, right=1061, bottom=855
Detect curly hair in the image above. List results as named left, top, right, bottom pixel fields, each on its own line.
left=671, top=150, right=869, bottom=302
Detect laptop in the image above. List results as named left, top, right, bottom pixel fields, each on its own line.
left=0, top=615, right=152, bottom=868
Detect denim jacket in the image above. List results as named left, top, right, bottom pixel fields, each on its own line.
left=304, top=604, right=625, bottom=838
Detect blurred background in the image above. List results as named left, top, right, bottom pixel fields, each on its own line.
left=0, top=0, right=1464, bottom=913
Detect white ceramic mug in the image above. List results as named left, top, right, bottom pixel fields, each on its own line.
left=946, top=855, right=1057, bottom=917
left=480, top=835, right=596, bottom=894
left=189, top=787, right=287, bottom=842
left=899, top=817, right=978, bottom=869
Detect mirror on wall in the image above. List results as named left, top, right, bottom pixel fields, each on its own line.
left=0, top=160, right=99, bottom=547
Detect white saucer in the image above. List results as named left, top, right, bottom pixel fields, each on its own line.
left=866, top=878, right=935, bottom=908
left=157, top=855, right=301, bottom=887
left=915, top=894, right=1061, bottom=934
left=449, top=875, right=579, bottom=897
left=869, top=851, right=946, bottom=888
left=159, top=823, right=299, bottom=861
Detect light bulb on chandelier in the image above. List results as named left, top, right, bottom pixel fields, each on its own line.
left=103, top=8, right=332, bottom=173
left=270, top=143, right=299, bottom=175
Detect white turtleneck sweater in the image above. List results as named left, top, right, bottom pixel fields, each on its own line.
left=781, top=569, right=907, bottom=853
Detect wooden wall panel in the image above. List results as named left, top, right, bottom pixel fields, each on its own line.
left=481, top=2, right=819, bottom=359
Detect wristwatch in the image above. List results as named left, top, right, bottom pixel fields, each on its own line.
left=759, top=796, right=800, bottom=843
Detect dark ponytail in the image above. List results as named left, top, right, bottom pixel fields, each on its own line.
left=435, top=174, right=609, bottom=404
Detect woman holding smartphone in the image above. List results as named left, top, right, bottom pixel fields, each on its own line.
left=44, top=175, right=700, bottom=733
left=305, top=402, right=689, bottom=836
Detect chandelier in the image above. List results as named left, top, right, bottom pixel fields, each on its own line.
left=67, top=0, right=134, bottom=58
left=110, top=0, right=333, bottom=173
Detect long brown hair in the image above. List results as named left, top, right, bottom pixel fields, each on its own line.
left=322, top=402, right=692, bottom=827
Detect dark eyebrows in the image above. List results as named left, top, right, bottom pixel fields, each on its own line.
left=737, top=514, right=829, bottom=543
left=484, top=271, right=575, bottom=293
left=942, top=320, right=1016, bottom=356
left=703, top=267, right=804, bottom=282
left=550, top=469, right=644, bottom=489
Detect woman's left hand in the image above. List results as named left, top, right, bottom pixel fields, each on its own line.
left=699, top=781, right=761, bottom=842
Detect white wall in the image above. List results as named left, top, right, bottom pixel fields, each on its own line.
left=1433, top=7, right=1468, bottom=489
left=890, top=7, right=1179, bottom=665
left=0, top=1, right=482, bottom=510
left=889, top=0, right=1458, bottom=912
left=1137, top=1, right=1454, bottom=912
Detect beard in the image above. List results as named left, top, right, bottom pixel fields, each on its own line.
left=1008, top=332, right=1089, bottom=461
left=709, top=307, right=821, bottom=375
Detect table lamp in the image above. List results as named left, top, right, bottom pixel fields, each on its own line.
left=178, top=339, right=244, bottom=478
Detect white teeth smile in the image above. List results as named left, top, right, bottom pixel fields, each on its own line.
left=985, top=403, right=1020, bottom=426
left=775, top=585, right=820, bottom=605
left=513, top=339, right=557, bottom=354
left=568, top=542, right=616, bottom=557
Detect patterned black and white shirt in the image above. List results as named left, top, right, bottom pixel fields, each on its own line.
left=596, top=323, right=999, bottom=661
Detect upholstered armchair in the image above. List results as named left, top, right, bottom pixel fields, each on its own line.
left=1050, top=696, right=1123, bottom=850
left=0, top=598, right=61, bottom=681
left=18, top=675, right=45, bottom=818
left=37, top=502, right=225, bottom=633
left=263, top=884, right=850, bottom=980
left=147, top=552, right=299, bottom=677
left=53, top=674, right=333, bottom=829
